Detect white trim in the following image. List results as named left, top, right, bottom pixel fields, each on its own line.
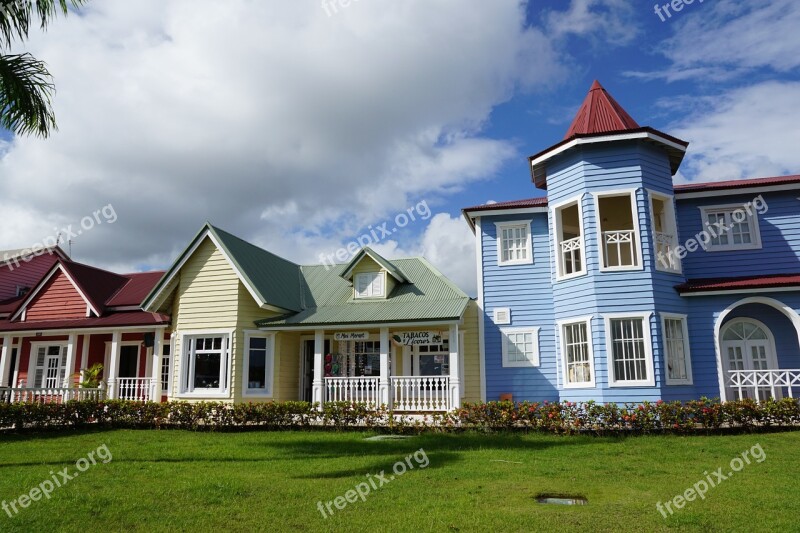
left=175, top=329, right=234, bottom=399
left=242, top=330, right=276, bottom=398
left=464, top=206, right=548, bottom=226
left=27, top=342, right=68, bottom=388
left=0, top=325, right=168, bottom=336
left=675, top=183, right=800, bottom=200
left=592, top=189, right=644, bottom=272
left=492, top=308, right=511, bottom=325
left=647, top=190, right=682, bottom=274
left=494, top=221, right=534, bottom=266
left=551, top=194, right=587, bottom=280
left=500, top=326, right=540, bottom=368
left=258, top=319, right=462, bottom=332
left=698, top=203, right=762, bottom=252
left=661, top=313, right=693, bottom=386
left=603, top=312, right=656, bottom=387
left=354, top=271, right=387, bottom=299
left=713, top=297, right=800, bottom=402
left=475, top=218, right=487, bottom=402
left=556, top=315, right=596, bottom=389
left=79, top=334, right=90, bottom=373
left=531, top=131, right=687, bottom=168
left=11, top=263, right=100, bottom=321
left=103, top=340, right=142, bottom=378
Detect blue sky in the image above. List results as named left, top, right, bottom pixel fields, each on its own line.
left=1, top=1, right=798, bottom=295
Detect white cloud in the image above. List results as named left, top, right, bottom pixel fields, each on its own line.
left=672, top=81, right=800, bottom=183
left=545, top=0, right=639, bottom=47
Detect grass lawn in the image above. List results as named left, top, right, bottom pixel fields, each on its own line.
left=0, top=429, right=798, bottom=532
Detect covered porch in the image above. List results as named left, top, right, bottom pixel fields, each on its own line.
left=0, top=326, right=171, bottom=404
left=714, top=296, right=800, bottom=402
left=300, top=325, right=463, bottom=412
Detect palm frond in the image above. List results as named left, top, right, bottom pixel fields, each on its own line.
left=0, top=0, right=88, bottom=49
left=0, top=52, right=56, bottom=137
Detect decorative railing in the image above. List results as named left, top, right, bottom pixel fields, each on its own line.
left=0, top=387, right=105, bottom=404
left=603, top=230, right=636, bottom=268
left=324, top=377, right=380, bottom=408
left=728, top=370, right=800, bottom=401
left=391, top=376, right=450, bottom=412
left=116, top=378, right=153, bottom=402
left=655, top=231, right=680, bottom=271
left=559, top=237, right=583, bottom=275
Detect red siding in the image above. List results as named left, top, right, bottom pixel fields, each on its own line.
left=26, top=270, right=87, bottom=321
left=0, top=253, right=59, bottom=302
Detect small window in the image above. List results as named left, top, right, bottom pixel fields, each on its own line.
left=355, top=272, right=385, bottom=298
left=244, top=334, right=274, bottom=395
left=495, top=222, right=532, bottom=266
left=560, top=319, right=594, bottom=387
left=605, top=315, right=654, bottom=387
left=700, top=204, right=762, bottom=251
left=15, top=286, right=30, bottom=297
left=662, top=315, right=692, bottom=385
left=160, top=344, right=172, bottom=393
left=553, top=198, right=585, bottom=279
left=501, top=327, right=540, bottom=367
left=181, top=334, right=230, bottom=395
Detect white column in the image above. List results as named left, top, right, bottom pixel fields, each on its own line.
left=449, top=324, right=461, bottom=410
left=107, top=330, right=121, bottom=399
left=379, top=328, right=390, bottom=407
left=151, top=331, right=163, bottom=402
left=312, top=329, right=324, bottom=410
left=63, top=334, right=77, bottom=388
left=12, top=338, right=21, bottom=387
left=78, top=334, right=90, bottom=386
left=0, top=335, right=12, bottom=388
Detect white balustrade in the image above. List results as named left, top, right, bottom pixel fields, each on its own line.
left=391, top=376, right=451, bottom=412
left=728, top=370, right=800, bottom=402
left=324, top=377, right=380, bottom=408
left=603, top=230, right=636, bottom=268
left=560, top=237, right=583, bottom=275
left=0, top=387, right=104, bottom=403
left=116, top=378, right=152, bottom=402
left=655, top=231, right=680, bottom=271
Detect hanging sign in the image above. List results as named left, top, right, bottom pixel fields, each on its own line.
left=392, top=331, right=442, bottom=346
left=334, top=332, right=370, bottom=341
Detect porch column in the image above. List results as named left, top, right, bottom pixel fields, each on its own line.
left=312, top=329, right=324, bottom=410
left=0, top=335, right=12, bottom=388
left=78, top=334, right=90, bottom=386
left=151, top=331, right=163, bottom=402
left=379, top=328, right=390, bottom=407
left=63, top=334, right=77, bottom=388
left=449, top=324, right=461, bottom=410
left=107, top=330, right=121, bottom=399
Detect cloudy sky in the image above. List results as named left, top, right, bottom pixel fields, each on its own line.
left=1, top=0, right=798, bottom=296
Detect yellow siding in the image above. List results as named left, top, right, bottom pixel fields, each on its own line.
left=350, top=257, right=396, bottom=297
left=461, top=300, right=482, bottom=403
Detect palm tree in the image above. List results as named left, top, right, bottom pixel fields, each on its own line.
left=0, top=0, right=88, bottom=137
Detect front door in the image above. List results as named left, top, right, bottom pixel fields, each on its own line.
left=44, top=353, right=62, bottom=388
left=722, top=319, right=779, bottom=400
left=118, top=345, right=139, bottom=378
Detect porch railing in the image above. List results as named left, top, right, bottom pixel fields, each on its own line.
left=728, top=370, right=800, bottom=401
left=116, top=378, right=152, bottom=402
left=560, top=236, right=583, bottom=275
left=391, top=376, right=450, bottom=412
left=0, top=387, right=105, bottom=404
left=655, top=231, right=680, bottom=271
left=603, top=230, right=636, bottom=268
left=324, top=377, right=380, bottom=408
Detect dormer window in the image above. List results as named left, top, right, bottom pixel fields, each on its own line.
left=355, top=272, right=385, bottom=298
left=16, top=286, right=30, bottom=297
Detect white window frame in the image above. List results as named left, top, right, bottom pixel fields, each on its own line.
left=648, top=190, right=682, bottom=274
left=27, top=342, right=67, bottom=388
left=557, top=316, right=596, bottom=389
left=161, top=342, right=172, bottom=394
left=242, top=331, right=276, bottom=397
left=593, top=189, right=644, bottom=273
left=661, top=313, right=693, bottom=386
left=177, top=330, right=232, bottom=398
left=495, top=221, right=533, bottom=266
left=354, top=271, right=386, bottom=299
left=603, top=313, right=655, bottom=387
left=493, top=308, right=511, bottom=325
left=551, top=195, right=587, bottom=280
left=500, top=327, right=540, bottom=368
left=699, top=203, right=762, bottom=252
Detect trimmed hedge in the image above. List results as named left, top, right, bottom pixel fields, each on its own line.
left=0, top=397, right=798, bottom=434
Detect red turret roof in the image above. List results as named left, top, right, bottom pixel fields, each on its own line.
left=564, top=80, right=640, bottom=139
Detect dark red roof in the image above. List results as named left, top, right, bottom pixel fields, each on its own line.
left=106, top=271, right=166, bottom=307
left=0, top=311, right=170, bottom=332
left=564, top=80, right=640, bottom=139
left=675, top=174, right=800, bottom=194
left=677, top=273, right=800, bottom=294
left=61, top=261, right=128, bottom=314
left=0, top=295, right=25, bottom=315
left=462, top=197, right=548, bottom=213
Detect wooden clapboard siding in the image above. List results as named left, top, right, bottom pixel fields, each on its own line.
left=677, top=191, right=800, bottom=279
left=26, top=269, right=87, bottom=320
left=461, top=300, right=482, bottom=403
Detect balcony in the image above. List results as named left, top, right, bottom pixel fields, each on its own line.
left=559, top=237, right=583, bottom=276
left=728, top=369, right=800, bottom=401
left=602, top=230, right=636, bottom=268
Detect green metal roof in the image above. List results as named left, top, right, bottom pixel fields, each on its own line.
left=256, top=257, right=469, bottom=328
left=340, top=247, right=408, bottom=283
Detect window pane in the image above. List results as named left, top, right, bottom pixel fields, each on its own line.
left=610, top=318, right=648, bottom=382
left=193, top=352, right=221, bottom=389
left=665, top=319, right=688, bottom=381
left=564, top=322, right=591, bottom=384
left=248, top=349, right=266, bottom=389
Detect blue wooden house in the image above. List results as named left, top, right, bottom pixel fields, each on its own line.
left=463, top=81, right=800, bottom=404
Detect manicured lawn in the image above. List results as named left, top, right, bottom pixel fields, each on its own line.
left=0, top=429, right=798, bottom=532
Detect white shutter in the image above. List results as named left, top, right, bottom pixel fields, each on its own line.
left=59, top=347, right=68, bottom=385
left=372, top=273, right=384, bottom=297
left=34, top=346, right=46, bottom=387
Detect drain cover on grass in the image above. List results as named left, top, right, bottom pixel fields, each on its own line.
left=535, top=494, right=588, bottom=505
left=364, top=435, right=414, bottom=441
